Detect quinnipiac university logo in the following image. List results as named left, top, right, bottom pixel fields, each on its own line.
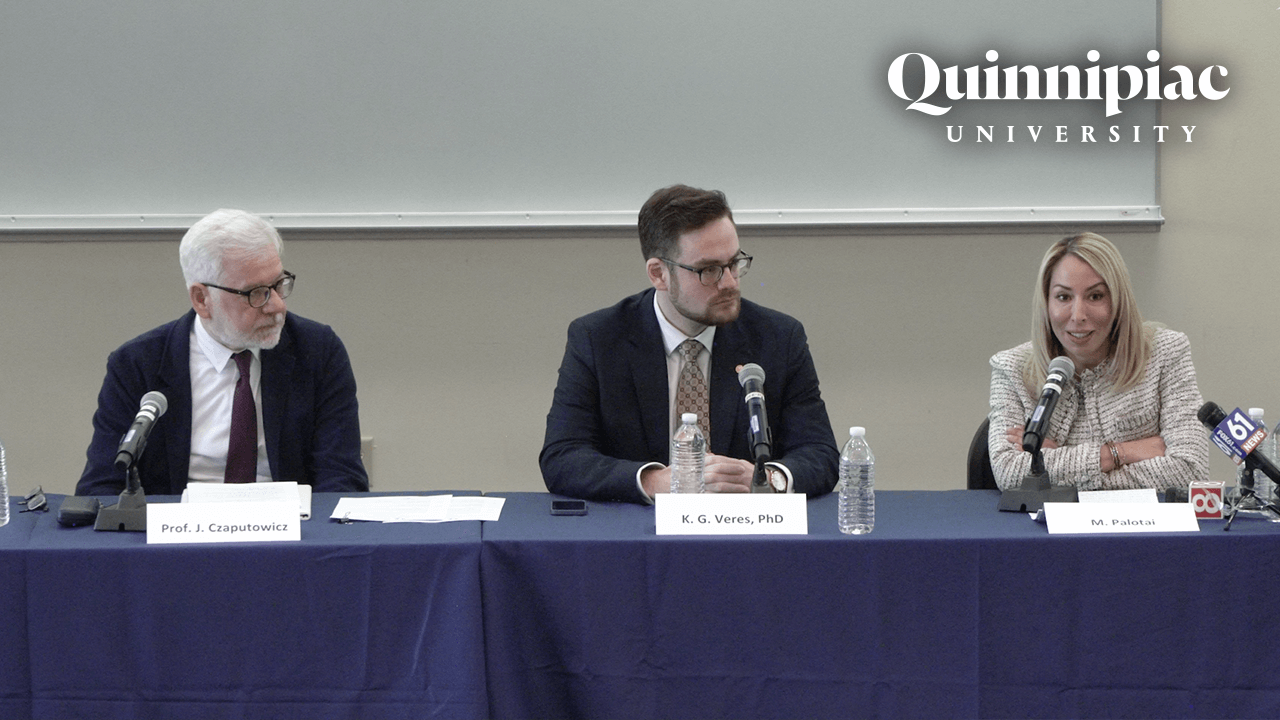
left=887, top=49, right=1229, bottom=144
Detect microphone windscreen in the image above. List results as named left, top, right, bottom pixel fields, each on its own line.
left=1047, top=355, right=1075, bottom=380
left=141, top=390, right=169, bottom=417
left=737, top=363, right=766, bottom=388
left=1197, top=401, right=1225, bottom=427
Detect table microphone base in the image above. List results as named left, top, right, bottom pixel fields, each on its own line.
left=998, top=481, right=1079, bottom=513
left=998, top=450, right=1078, bottom=513
left=95, top=469, right=148, bottom=532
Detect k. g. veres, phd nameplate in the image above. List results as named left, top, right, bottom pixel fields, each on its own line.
left=655, top=494, right=807, bottom=535
left=147, top=501, right=301, bottom=544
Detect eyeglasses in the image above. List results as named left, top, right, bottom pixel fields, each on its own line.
left=661, top=252, right=752, bottom=286
left=20, top=486, right=48, bottom=513
left=203, top=271, right=296, bottom=308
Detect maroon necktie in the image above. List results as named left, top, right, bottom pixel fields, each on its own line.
left=225, top=350, right=257, bottom=483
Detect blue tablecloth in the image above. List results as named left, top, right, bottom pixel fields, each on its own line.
left=0, top=502, right=36, bottom=720
left=0, top=493, right=488, bottom=720
left=5, top=489, right=1280, bottom=719
left=480, top=490, right=1280, bottom=719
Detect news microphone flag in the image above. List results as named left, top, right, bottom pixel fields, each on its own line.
left=1209, top=406, right=1267, bottom=465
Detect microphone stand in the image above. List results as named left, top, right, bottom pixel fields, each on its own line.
left=997, top=441, right=1078, bottom=513
left=750, top=456, right=771, bottom=493
left=1223, top=464, right=1280, bottom=530
left=95, top=453, right=149, bottom=533
left=747, top=414, right=773, bottom=493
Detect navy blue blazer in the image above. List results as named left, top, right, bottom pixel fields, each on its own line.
left=77, top=310, right=368, bottom=496
left=540, top=288, right=839, bottom=503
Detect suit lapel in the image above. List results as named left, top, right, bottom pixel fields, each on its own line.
left=159, top=312, right=196, bottom=493
left=628, top=290, right=674, bottom=464
left=259, top=321, right=294, bottom=481
left=709, top=322, right=746, bottom=455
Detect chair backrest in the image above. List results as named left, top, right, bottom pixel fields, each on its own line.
left=967, top=417, right=998, bottom=490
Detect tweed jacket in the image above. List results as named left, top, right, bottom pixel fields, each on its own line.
left=987, top=327, right=1210, bottom=491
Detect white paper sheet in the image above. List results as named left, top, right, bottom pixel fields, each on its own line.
left=328, top=495, right=505, bottom=523
left=182, top=481, right=312, bottom=519
left=1077, top=488, right=1159, bottom=504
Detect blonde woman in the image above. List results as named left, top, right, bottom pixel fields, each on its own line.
left=988, top=233, right=1210, bottom=490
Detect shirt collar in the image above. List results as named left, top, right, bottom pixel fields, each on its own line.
left=652, top=291, right=715, bottom=356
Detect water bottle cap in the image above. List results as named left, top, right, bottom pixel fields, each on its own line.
left=681, top=412, right=699, bottom=424
left=849, top=426, right=865, bottom=437
left=1250, top=407, right=1265, bottom=418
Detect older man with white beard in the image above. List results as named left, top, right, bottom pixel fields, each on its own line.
left=77, top=209, right=368, bottom=496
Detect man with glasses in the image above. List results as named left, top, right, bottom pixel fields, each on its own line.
left=540, top=185, right=838, bottom=503
left=77, top=209, right=368, bottom=495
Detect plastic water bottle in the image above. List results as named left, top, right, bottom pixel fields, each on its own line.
left=669, top=413, right=706, bottom=494
left=1238, top=408, right=1271, bottom=503
left=1257, top=409, right=1278, bottom=504
left=0, top=438, right=9, bottom=528
left=838, top=426, right=874, bottom=534
left=1268, top=416, right=1280, bottom=503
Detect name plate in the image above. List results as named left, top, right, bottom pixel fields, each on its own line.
left=1043, top=502, right=1200, bottom=535
left=147, top=501, right=301, bottom=544
left=655, top=494, right=807, bottom=535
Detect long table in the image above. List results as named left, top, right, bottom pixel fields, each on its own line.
left=481, top=490, right=1280, bottom=719
left=0, top=493, right=488, bottom=720
left=3, top=490, right=1280, bottom=719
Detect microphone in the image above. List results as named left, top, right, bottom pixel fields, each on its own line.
left=737, top=363, right=772, bottom=462
left=1198, top=401, right=1280, bottom=485
left=1022, top=356, right=1076, bottom=453
left=114, top=391, right=168, bottom=471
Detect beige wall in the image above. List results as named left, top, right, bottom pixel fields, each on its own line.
left=0, top=2, right=1271, bottom=496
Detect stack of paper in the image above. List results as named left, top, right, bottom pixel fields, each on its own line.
left=183, top=481, right=312, bottom=519
left=330, top=495, right=504, bottom=523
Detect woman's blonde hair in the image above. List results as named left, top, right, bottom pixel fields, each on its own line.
left=1024, top=232, right=1151, bottom=393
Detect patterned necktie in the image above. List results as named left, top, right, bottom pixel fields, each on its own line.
left=225, top=350, right=257, bottom=484
left=675, top=339, right=710, bottom=445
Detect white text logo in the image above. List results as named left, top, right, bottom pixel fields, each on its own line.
left=888, top=50, right=1229, bottom=118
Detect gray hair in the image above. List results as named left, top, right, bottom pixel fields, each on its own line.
left=179, top=209, right=284, bottom=288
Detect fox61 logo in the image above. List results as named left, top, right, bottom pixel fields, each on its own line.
left=1190, top=485, right=1224, bottom=519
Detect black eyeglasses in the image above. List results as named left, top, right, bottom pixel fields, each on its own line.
left=661, top=252, right=752, bottom=286
left=203, top=271, right=296, bottom=308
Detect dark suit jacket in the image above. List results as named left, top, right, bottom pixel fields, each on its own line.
left=77, top=310, right=369, bottom=496
left=540, top=288, right=839, bottom=503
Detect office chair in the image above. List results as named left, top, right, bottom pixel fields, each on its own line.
left=967, top=416, right=999, bottom=490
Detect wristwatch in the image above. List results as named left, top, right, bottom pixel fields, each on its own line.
left=766, top=466, right=787, bottom=493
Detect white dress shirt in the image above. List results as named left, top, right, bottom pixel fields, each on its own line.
left=634, top=293, right=791, bottom=501
left=188, top=318, right=272, bottom=483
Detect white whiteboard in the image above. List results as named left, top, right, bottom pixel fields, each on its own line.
left=0, top=0, right=1159, bottom=231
